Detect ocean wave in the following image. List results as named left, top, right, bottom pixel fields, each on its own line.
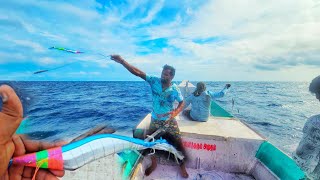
left=248, top=121, right=281, bottom=127
left=25, top=130, right=61, bottom=140
left=267, top=103, right=283, bottom=107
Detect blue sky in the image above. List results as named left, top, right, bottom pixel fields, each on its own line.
left=0, top=0, right=319, bottom=81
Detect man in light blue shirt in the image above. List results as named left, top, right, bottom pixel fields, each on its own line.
left=294, top=75, right=320, bottom=179
left=146, top=75, right=184, bottom=121
left=110, top=55, right=188, bottom=178
left=183, top=82, right=231, bottom=122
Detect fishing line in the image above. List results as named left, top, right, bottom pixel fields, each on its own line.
left=32, top=158, right=46, bottom=180
left=32, top=61, right=79, bottom=75
left=231, top=98, right=240, bottom=114
left=43, top=46, right=113, bottom=75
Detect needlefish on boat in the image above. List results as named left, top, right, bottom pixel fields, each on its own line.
left=8, top=134, right=184, bottom=170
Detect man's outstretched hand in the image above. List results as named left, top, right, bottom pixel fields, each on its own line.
left=110, top=55, right=124, bottom=64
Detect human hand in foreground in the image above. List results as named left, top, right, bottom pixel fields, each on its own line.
left=0, top=85, right=65, bottom=180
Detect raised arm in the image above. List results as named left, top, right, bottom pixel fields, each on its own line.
left=208, top=84, right=231, bottom=99
left=110, top=55, right=146, bottom=80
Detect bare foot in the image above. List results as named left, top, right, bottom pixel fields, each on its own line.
left=180, top=163, right=189, bottom=178
left=145, top=156, right=157, bottom=176
left=145, top=163, right=157, bottom=176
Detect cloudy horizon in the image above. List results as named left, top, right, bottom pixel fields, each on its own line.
left=1, top=0, right=319, bottom=81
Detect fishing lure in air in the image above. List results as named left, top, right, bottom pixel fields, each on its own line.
left=32, top=46, right=111, bottom=75
left=9, top=134, right=184, bottom=170
left=48, top=46, right=109, bottom=58
left=49, top=47, right=83, bottom=54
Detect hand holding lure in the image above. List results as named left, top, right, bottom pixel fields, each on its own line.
left=9, top=134, right=184, bottom=171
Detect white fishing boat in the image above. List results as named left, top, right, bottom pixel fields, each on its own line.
left=63, top=81, right=305, bottom=180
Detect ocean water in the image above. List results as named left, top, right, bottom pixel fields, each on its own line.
left=1, top=81, right=319, bottom=156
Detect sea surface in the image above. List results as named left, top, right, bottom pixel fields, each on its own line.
left=1, top=81, right=319, bottom=156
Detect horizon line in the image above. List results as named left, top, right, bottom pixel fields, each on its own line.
left=0, top=80, right=309, bottom=83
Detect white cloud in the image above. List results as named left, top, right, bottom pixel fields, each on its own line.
left=121, top=0, right=319, bottom=81
left=38, top=57, right=59, bottom=65
left=166, top=0, right=320, bottom=70
left=39, top=31, right=68, bottom=43
left=90, top=72, right=101, bottom=75
left=68, top=71, right=101, bottom=76
left=141, top=0, right=165, bottom=23
left=10, top=0, right=99, bottom=21
left=2, top=0, right=319, bottom=81
left=18, top=18, right=36, bottom=33
left=11, top=39, right=46, bottom=53
left=69, top=71, right=87, bottom=76
left=0, top=52, right=26, bottom=63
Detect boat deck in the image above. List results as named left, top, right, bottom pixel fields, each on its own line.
left=63, top=155, right=255, bottom=180
left=63, top=155, right=122, bottom=180
left=138, top=164, right=254, bottom=180
left=63, top=111, right=264, bottom=179
left=136, top=113, right=264, bottom=141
